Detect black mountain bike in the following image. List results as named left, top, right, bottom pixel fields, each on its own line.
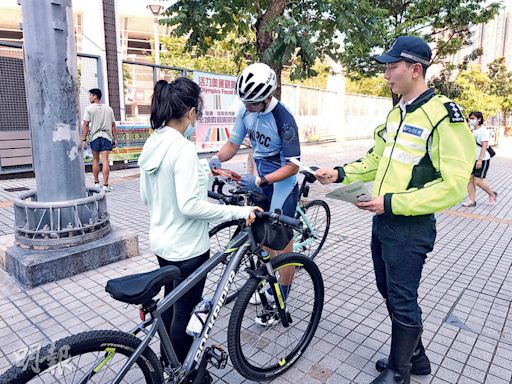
left=0, top=212, right=324, bottom=384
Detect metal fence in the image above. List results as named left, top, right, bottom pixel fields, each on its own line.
left=77, top=53, right=103, bottom=120
left=0, top=42, right=29, bottom=133
left=344, top=93, right=392, bottom=139
left=122, top=60, right=340, bottom=142
left=123, top=61, right=188, bottom=119
left=281, top=84, right=339, bottom=142
left=0, top=42, right=103, bottom=174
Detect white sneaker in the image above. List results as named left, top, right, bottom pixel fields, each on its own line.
left=103, top=185, right=112, bottom=192
left=254, top=309, right=279, bottom=326
left=94, top=182, right=100, bottom=188
left=249, top=286, right=275, bottom=305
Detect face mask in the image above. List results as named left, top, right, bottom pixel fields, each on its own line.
left=469, top=119, right=478, bottom=128
left=184, top=122, right=195, bottom=139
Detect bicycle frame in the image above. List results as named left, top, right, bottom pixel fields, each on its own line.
left=211, top=176, right=318, bottom=254
left=108, top=227, right=260, bottom=384
left=293, top=205, right=317, bottom=251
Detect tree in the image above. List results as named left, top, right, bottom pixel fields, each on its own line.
left=487, top=57, right=512, bottom=124
left=161, top=0, right=377, bottom=98
left=453, top=65, right=501, bottom=118
left=281, top=62, right=330, bottom=89
left=159, top=35, right=243, bottom=76
left=158, top=35, right=331, bottom=89
left=428, top=49, right=483, bottom=99
left=345, top=75, right=390, bottom=97
left=341, top=0, right=502, bottom=79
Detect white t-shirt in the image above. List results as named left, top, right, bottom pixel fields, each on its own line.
left=83, top=103, right=115, bottom=141
left=473, top=127, right=490, bottom=161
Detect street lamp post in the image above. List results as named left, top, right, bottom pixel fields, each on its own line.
left=147, top=4, right=164, bottom=82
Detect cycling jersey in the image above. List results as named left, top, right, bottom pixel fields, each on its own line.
left=229, top=97, right=301, bottom=213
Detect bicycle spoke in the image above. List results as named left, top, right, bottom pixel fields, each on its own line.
left=235, top=265, right=317, bottom=371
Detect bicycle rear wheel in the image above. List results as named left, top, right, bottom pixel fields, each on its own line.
left=295, top=199, right=330, bottom=260
left=0, top=330, right=163, bottom=384
left=228, top=252, right=324, bottom=381
left=206, top=220, right=248, bottom=304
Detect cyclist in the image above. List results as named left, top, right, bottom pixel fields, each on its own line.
left=209, top=63, right=301, bottom=325
left=138, top=78, right=261, bottom=373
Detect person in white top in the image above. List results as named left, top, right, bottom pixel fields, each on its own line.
left=81, top=88, right=118, bottom=192
left=137, top=78, right=261, bottom=366
left=462, top=111, right=497, bottom=207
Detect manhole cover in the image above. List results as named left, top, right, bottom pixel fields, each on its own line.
left=4, top=187, right=29, bottom=192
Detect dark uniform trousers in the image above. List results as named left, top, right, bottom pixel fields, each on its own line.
left=371, top=213, right=436, bottom=326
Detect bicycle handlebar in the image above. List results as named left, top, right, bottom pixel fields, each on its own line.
left=255, top=211, right=302, bottom=230
left=207, top=190, right=225, bottom=201
left=208, top=191, right=302, bottom=229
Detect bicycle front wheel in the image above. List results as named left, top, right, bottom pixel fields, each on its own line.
left=0, top=330, right=163, bottom=384
left=206, top=220, right=248, bottom=304
left=228, top=252, right=324, bottom=381
left=295, top=199, right=330, bottom=259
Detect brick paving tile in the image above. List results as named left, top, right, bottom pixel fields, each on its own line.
left=0, top=137, right=511, bottom=383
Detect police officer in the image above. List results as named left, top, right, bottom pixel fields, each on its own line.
left=316, top=36, right=475, bottom=384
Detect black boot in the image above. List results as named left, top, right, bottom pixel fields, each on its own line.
left=370, top=319, right=422, bottom=384
left=375, top=338, right=431, bottom=375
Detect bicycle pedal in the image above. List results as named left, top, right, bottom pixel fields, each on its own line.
left=206, top=344, right=228, bottom=369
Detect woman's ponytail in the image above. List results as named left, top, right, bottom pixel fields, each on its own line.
left=150, top=77, right=202, bottom=130
left=150, top=80, right=173, bottom=129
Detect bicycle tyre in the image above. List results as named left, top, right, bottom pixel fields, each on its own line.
left=295, top=199, right=331, bottom=260
left=206, top=220, right=246, bottom=304
left=0, top=330, right=163, bottom=384
left=227, top=252, right=324, bottom=381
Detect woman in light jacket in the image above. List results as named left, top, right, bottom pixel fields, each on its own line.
left=138, top=78, right=260, bottom=365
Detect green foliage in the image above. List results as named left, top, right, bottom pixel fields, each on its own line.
left=159, top=35, right=329, bottom=89
left=161, top=0, right=351, bottom=83
left=122, top=63, right=132, bottom=89
left=453, top=65, right=501, bottom=118
left=159, top=35, right=243, bottom=76
left=428, top=48, right=485, bottom=99
left=345, top=75, right=390, bottom=97
left=341, top=0, right=502, bottom=78
left=487, top=57, right=512, bottom=117
left=281, top=62, right=330, bottom=89
left=488, top=57, right=512, bottom=97
left=428, top=67, right=462, bottom=99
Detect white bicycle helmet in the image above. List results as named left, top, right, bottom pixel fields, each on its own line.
left=236, top=63, right=277, bottom=103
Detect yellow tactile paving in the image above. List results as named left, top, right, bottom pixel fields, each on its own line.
left=442, top=209, right=512, bottom=225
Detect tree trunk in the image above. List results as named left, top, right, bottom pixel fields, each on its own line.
left=255, top=0, right=287, bottom=99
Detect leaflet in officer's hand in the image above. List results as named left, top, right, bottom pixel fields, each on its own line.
left=325, top=180, right=372, bottom=203
left=289, top=157, right=316, bottom=175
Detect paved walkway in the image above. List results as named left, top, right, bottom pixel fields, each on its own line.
left=0, top=138, right=511, bottom=384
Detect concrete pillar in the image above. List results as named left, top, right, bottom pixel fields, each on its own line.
left=20, top=0, right=85, bottom=203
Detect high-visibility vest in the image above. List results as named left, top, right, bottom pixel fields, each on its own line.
left=343, top=89, right=476, bottom=216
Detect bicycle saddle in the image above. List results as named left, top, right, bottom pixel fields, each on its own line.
left=105, top=266, right=181, bottom=305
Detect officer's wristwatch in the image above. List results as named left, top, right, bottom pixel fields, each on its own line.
left=259, top=175, right=269, bottom=188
